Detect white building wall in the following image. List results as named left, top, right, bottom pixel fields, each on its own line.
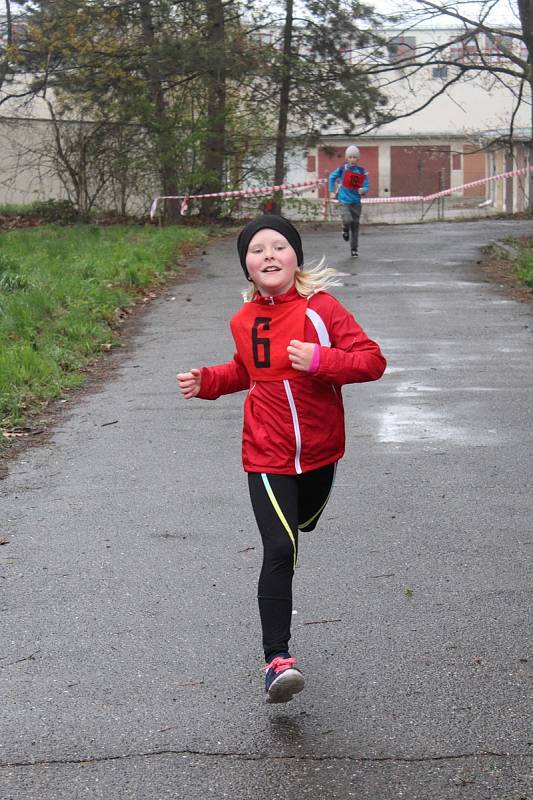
left=345, top=27, right=531, bottom=139
left=0, top=117, right=67, bottom=204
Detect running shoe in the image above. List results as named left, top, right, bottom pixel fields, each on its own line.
left=351, top=249, right=358, bottom=258
left=342, top=229, right=350, bottom=241
left=263, top=655, right=305, bottom=704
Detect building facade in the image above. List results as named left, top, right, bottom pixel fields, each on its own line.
left=299, top=26, right=531, bottom=217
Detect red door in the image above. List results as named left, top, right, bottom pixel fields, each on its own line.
left=390, top=146, right=451, bottom=197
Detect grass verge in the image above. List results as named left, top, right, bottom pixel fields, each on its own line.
left=0, top=223, right=207, bottom=434
left=482, top=236, right=533, bottom=300
left=514, top=237, right=533, bottom=287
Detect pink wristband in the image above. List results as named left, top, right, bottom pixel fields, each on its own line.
left=308, top=344, right=321, bottom=373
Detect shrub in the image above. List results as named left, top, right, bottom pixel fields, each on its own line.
left=29, top=199, right=80, bottom=224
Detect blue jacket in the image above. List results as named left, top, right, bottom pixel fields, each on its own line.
left=328, top=164, right=369, bottom=205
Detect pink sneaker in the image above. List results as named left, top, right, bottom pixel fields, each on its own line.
left=263, top=655, right=305, bottom=704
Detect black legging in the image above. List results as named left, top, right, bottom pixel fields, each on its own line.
left=248, top=463, right=336, bottom=662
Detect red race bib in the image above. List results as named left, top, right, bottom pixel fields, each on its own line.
left=230, top=299, right=307, bottom=381
left=342, top=170, right=364, bottom=190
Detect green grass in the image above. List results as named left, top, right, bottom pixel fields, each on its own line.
left=487, top=236, right=533, bottom=290
left=515, top=237, right=533, bottom=287
left=0, top=200, right=77, bottom=221
left=0, top=223, right=207, bottom=430
left=0, top=202, right=37, bottom=218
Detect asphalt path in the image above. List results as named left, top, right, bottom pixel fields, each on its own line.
left=1, top=219, right=532, bottom=800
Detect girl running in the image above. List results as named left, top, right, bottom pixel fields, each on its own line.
left=177, top=215, right=386, bottom=704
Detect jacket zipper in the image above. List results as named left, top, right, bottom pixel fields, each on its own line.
left=283, top=379, right=302, bottom=474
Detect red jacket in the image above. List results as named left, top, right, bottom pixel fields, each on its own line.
left=197, top=286, right=386, bottom=474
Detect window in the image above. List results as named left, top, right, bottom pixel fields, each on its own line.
left=449, top=42, right=463, bottom=60
left=388, top=36, right=416, bottom=64
left=490, top=34, right=515, bottom=61
left=463, top=39, right=478, bottom=56
left=432, top=66, right=448, bottom=79
left=449, top=34, right=480, bottom=62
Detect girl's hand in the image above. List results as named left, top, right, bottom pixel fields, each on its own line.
left=287, top=340, right=315, bottom=372
left=177, top=368, right=201, bottom=399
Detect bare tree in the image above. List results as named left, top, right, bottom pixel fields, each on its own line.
left=271, top=0, right=294, bottom=214
left=364, top=0, right=532, bottom=145
left=249, top=0, right=390, bottom=214
left=200, top=0, right=227, bottom=217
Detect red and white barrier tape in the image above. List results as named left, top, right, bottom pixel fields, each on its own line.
left=150, top=166, right=532, bottom=218
left=150, top=179, right=326, bottom=218
left=356, top=166, right=532, bottom=205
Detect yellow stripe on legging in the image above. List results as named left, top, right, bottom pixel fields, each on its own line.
left=298, top=463, right=337, bottom=531
left=261, top=473, right=297, bottom=571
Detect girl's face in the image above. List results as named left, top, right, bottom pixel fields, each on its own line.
left=246, top=228, right=299, bottom=296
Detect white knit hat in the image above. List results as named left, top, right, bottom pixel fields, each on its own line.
left=345, top=145, right=360, bottom=158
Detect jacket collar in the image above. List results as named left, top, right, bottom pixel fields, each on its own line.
left=252, top=285, right=301, bottom=305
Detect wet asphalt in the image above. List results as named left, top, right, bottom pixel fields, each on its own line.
left=0, top=219, right=532, bottom=800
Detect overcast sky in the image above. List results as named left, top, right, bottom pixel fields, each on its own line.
left=0, top=0, right=520, bottom=27
left=370, top=0, right=519, bottom=25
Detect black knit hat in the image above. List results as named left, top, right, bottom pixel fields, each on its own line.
left=237, top=215, right=304, bottom=278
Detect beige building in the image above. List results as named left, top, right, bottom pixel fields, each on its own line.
left=299, top=27, right=531, bottom=218
left=0, top=93, right=67, bottom=206
left=1, top=12, right=65, bottom=205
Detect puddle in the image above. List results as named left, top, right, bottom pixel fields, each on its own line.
left=375, top=382, right=497, bottom=445
left=375, top=402, right=493, bottom=445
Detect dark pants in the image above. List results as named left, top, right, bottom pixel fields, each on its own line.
left=248, top=464, right=336, bottom=662
left=340, top=202, right=362, bottom=250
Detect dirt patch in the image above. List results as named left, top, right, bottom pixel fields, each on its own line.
left=479, top=259, right=533, bottom=304
left=478, top=240, right=533, bottom=307
left=0, top=214, right=47, bottom=233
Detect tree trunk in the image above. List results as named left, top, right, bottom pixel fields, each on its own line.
left=201, top=0, right=227, bottom=218
left=139, top=0, right=180, bottom=223
left=516, top=0, right=533, bottom=204
left=272, top=0, right=294, bottom=216
left=0, top=0, right=13, bottom=91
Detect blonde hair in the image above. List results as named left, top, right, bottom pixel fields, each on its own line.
left=243, top=257, right=346, bottom=302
